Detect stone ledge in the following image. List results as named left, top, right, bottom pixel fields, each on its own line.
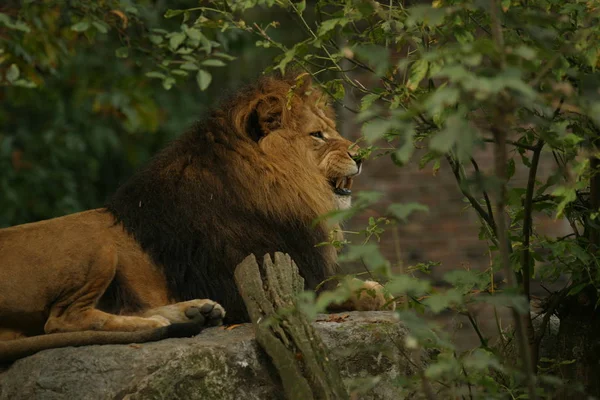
left=0, top=312, right=420, bottom=400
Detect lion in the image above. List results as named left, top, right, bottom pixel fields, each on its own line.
left=0, top=72, right=392, bottom=363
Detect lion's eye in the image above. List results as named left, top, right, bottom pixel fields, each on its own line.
left=310, top=131, right=325, bottom=140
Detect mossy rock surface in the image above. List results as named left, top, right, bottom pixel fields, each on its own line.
left=0, top=312, right=422, bottom=400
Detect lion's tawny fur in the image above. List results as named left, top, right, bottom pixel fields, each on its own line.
left=0, top=73, right=364, bottom=353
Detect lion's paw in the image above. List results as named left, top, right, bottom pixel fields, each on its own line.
left=350, top=280, right=396, bottom=311
left=144, top=299, right=226, bottom=326
left=183, top=300, right=226, bottom=327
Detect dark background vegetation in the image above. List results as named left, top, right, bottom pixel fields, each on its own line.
left=0, top=0, right=278, bottom=226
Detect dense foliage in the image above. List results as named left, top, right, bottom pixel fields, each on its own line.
left=4, top=0, right=600, bottom=398
left=0, top=0, right=275, bottom=226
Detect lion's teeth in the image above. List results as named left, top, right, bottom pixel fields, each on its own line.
left=347, top=177, right=353, bottom=189
left=335, top=178, right=343, bottom=188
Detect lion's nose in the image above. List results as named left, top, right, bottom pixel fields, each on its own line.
left=350, top=153, right=363, bottom=171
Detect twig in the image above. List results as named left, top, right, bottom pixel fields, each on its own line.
left=471, top=158, right=496, bottom=234
left=464, top=311, right=488, bottom=347
left=446, top=155, right=498, bottom=239
left=521, top=139, right=545, bottom=300
left=482, top=138, right=537, bottom=151
left=461, top=362, right=475, bottom=400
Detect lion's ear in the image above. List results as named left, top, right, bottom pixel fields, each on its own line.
left=247, top=97, right=283, bottom=142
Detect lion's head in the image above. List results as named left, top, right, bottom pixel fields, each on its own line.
left=106, top=72, right=361, bottom=322
left=220, top=72, right=361, bottom=213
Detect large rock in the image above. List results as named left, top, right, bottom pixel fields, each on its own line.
left=0, top=312, right=422, bottom=400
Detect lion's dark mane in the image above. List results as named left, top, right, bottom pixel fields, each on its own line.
left=105, top=77, right=334, bottom=323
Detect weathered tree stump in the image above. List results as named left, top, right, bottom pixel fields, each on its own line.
left=234, top=252, right=349, bottom=400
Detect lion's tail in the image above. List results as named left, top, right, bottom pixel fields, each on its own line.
left=0, top=322, right=203, bottom=364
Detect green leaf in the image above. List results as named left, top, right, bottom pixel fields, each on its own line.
left=443, top=270, right=489, bottom=293
left=115, top=47, right=129, bottom=58
left=360, top=93, right=379, bottom=111
left=275, top=48, right=295, bottom=74
left=149, top=34, right=164, bottom=45
left=567, top=282, right=589, bottom=296
left=513, top=45, right=536, bottom=60
left=339, top=244, right=390, bottom=274
left=406, top=5, right=446, bottom=27
left=429, top=114, right=475, bottom=161
left=507, top=158, right=515, bottom=180
left=201, top=59, right=227, bottom=67
left=354, top=45, right=390, bottom=76
left=385, top=275, right=431, bottom=296
left=423, top=289, right=463, bottom=313
left=387, top=202, right=429, bottom=222
left=425, top=354, right=461, bottom=378
left=0, top=13, right=30, bottom=32
left=6, top=64, right=19, bottom=83
left=185, top=27, right=203, bottom=41
left=552, top=186, right=577, bottom=218
left=424, top=86, right=459, bottom=116
left=169, top=32, right=186, bottom=50
left=196, top=69, right=212, bottom=91
left=165, top=9, right=185, bottom=18
left=317, top=18, right=349, bottom=35
left=463, top=348, right=503, bottom=371
left=406, top=59, right=428, bottom=91
left=296, top=0, right=306, bottom=13
left=125, top=6, right=139, bottom=15
left=430, top=125, right=459, bottom=154
left=324, top=80, right=345, bottom=101
left=71, top=21, right=90, bottom=32
left=362, top=119, right=392, bottom=144
left=180, top=62, right=199, bottom=71
left=476, top=293, right=530, bottom=314
left=145, top=71, right=166, bottom=79
left=92, top=21, right=109, bottom=34
left=392, top=124, right=416, bottom=166
left=162, top=77, right=176, bottom=90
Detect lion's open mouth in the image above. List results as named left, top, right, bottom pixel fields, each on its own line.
left=331, top=176, right=353, bottom=196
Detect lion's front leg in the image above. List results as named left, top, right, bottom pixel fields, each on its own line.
left=142, top=299, right=226, bottom=327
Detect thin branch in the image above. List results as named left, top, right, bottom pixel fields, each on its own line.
left=461, top=363, right=475, bottom=400
left=521, top=139, right=545, bottom=301
left=463, top=311, right=488, bottom=347
left=471, top=158, right=497, bottom=234
left=522, top=99, right=562, bottom=300
left=482, top=138, right=537, bottom=151
left=446, top=155, right=498, bottom=239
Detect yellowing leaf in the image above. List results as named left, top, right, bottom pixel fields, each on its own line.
left=406, top=59, right=428, bottom=91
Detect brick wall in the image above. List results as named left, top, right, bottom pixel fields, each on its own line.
left=339, top=110, right=570, bottom=292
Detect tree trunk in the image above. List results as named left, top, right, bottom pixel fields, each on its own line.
left=233, top=252, right=349, bottom=400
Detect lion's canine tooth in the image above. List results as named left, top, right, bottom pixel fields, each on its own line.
left=335, top=177, right=344, bottom=188
left=347, top=177, right=353, bottom=189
